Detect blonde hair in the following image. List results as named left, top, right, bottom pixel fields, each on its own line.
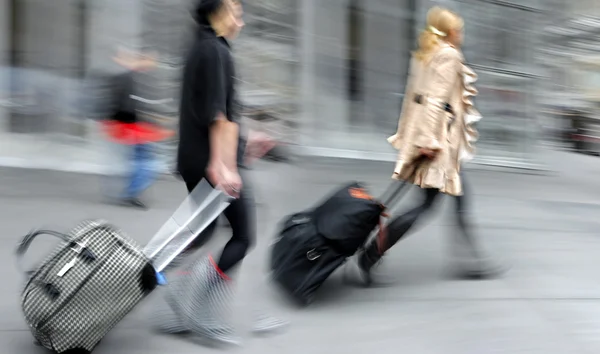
left=414, top=6, right=464, bottom=62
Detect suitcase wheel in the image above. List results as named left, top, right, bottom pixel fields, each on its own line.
left=61, top=349, right=90, bottom=354
left=57, top=338, right=104, bottom=353
left=140, top=262, right=158, bottom=293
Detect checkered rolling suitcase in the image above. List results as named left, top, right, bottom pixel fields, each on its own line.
left=17, top=180, right=231, bottom=354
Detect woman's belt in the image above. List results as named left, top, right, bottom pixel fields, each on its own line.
left=414, top=94, right=454, bottom=115
left=414, top=94, right=455, bottom=129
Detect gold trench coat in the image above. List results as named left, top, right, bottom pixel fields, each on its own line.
left=388, top=43, right=481, bottom=196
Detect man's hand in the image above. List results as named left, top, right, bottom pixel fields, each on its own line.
left=419, top=147, right=439, bottom=159
left=220, top=168, right=242, bottom=198
left=207, top=115, right=242, bottom=197
left=206, top=162, right=242, bottom=198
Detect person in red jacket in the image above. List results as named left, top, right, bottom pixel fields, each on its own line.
left=102, top=49, right=174, bottom=209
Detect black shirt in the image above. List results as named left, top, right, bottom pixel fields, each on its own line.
left=111, top=70, right=137, bottom=124
left=177, top=26, right=246, bottom=181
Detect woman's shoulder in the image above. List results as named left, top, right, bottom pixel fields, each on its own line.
left=432, top=44, right=463, bottom=63
left=411, top=45, right=462, bottom=69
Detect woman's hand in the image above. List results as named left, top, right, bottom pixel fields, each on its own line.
left=419, top=147, right=439, bottom=159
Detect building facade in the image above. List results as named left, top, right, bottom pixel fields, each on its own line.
left=297, top=0, right=549, bottom=168
left=0, top=0, right=594, bottom=171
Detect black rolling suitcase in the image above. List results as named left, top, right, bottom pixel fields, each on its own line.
left=270, top=180, right=410, bottom=306
left=17, top=180, right=230, bottom=354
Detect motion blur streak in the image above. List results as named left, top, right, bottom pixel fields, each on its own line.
left=2, top=0, right=600, bottom=353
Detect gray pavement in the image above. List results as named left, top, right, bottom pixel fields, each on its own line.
left=2, top=152, right=600, bottom=353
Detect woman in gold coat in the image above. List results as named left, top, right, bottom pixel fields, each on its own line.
left=347, top=6, right=505, bottom=286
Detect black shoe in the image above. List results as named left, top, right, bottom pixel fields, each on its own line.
left=119, top=198, right=148, bottom=210
left=344, top=253, right=373, bottom=287
left=448, top=228, right=508, bottom=280
left=449, top=257, right=508, bottom=280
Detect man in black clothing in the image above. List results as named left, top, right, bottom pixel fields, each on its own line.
left=177, top=1, right=243, bottom=199
left=156, top=0, right=285, bottom=344
left=177, top=0, right=248, bottom=273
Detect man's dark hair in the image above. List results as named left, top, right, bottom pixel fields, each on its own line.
left=193, top=0, right=224, bottom=25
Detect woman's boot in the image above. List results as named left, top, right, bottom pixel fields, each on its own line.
left=448, top=224, right=507, bottom=279
left=344, top=204, right=428, bottom=287
left=166, top=255, right=240, bottom=345
left=345, top=240, right=382, bottom=287
left=451, top=176, right=507, bottom=279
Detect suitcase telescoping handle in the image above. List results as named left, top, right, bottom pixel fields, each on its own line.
left=379, top=180, right=410, bottom=208
left=372, top=156, right=428, bottom=254
left=16, top=229, right=97, bottom=278
left=378, top=155, right=428, bottom=208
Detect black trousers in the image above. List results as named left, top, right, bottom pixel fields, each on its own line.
left=182, top=171, right=256, bottom=274
left=373, top=172, right=478, bottom=257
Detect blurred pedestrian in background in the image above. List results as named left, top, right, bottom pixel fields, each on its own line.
left=347, top=6, right=505, bottom=286
left=101, top=48, right=174, bottom=209
left=153, top=0, right=286, bottom=345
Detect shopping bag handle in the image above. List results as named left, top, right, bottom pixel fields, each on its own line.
left=215, top=183, right=239, bottom=201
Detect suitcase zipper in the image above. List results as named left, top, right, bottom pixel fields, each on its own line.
left=21, top=239, right=89, bottom=327
left=27, top=240, right=83, bottom=288
left=294, top=248, right=345, bottom=301
left=272, top=216, right=317, bottom=277
left=34, top=242, right=121, bottom=330
left=35, top=257, right=109, bottom=330
left=25, top=222, right=110, bottom=287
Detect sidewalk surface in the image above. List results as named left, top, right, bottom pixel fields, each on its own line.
left=2, top=150, right=600, bottom=354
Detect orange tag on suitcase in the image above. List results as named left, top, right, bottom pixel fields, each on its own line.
left=349, top=187, right=374, bottom=201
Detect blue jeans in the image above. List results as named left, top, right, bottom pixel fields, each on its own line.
left=123, top=144, right=157, bottom=199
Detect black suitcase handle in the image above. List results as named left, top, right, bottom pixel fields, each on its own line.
left=378, top=155, right=428, bottom=208
left=371, top=156, right=429, bottom=253
left=379, top=180, right=410, bottom=208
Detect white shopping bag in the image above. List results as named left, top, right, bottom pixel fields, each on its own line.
left=143, top=179, right=232, bottom=272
